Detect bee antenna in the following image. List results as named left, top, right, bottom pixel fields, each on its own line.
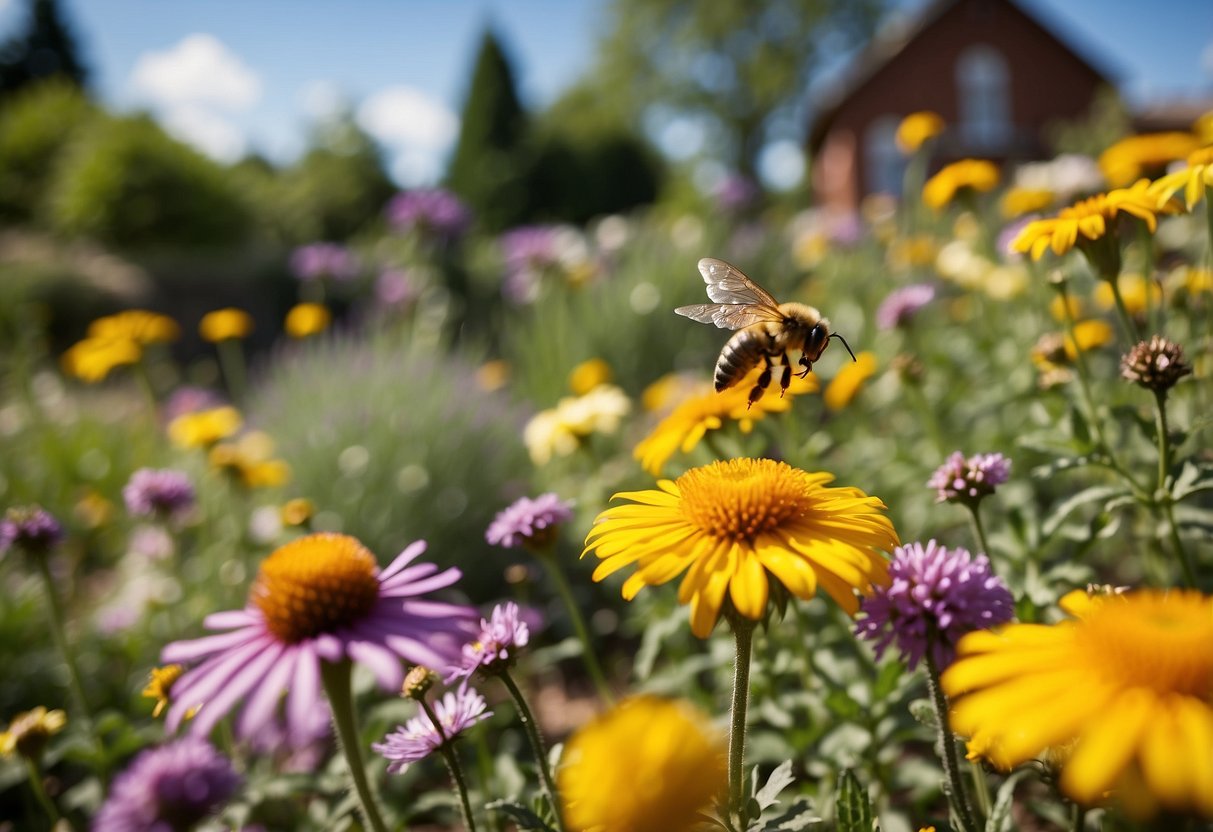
left=830, top=332, right=858, bottom=362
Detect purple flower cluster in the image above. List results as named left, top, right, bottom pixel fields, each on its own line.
left=0, top=505, right=63, bottom=557
left=161, top=386, right=224, bottom=423
left=93, top=736, right=241, bottom=832
left=485, top=493, right=574, bottom=550
left=500, top=225, right=562, bottom=274
left=876, top=283, right=936, bottom=330
left=448, top=602, right=531, bottom=684
left=375, top=268, right=419, bottom=307
left=928, top=451, right=1011, bottom=504
left=386, top=188, right=471, bottom=239
left=713, top=173, right=760, bottom=214
left=123, top=468, right=196, bottom=522
left=855, top=540, right=1014, bottom=670
left=290, top=243, right=359, bottom=282
left=373, top=687, right=492, bottom=772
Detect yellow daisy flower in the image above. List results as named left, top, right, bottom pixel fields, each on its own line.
left=558, top=695, right=726, bottom=832
left=1063, top=319, right=1115, bottom=361
left=941, top=589, right=1213, bottom=819
left=88, top=309, right=180, bottom=344
left=922, top=160, right=999, bottom=210
left=1099, top=132, right=1201, bottom=187
left=568, top=358, right=613, bottom=396
left=1149, top=145, right=1213, bottom=210
left=168, top=406, right=243, bottom=449
left=896, top=111, right=945, bottom=154
left=1010, top=179, right=1170, bottom=261
left=199, top=307, right=254, bottom=342
left=209, top=430, right=291, bottom=488
left=142, top=664, right=185, bottom=718
left=634, top=367, right=818, bottom=476
left=524, top=385, right=631, bottom=466
left=475, top=359, right=510, bottom=392
left=285, top=302, right=331, bottom=338
left=583, top=458, right=898, bottom=637
left=281, top=497, right=315, bottom=527
left=823, top=351, right=878, bottom=412
left=61, top=336, right=142, bottom=382
left=0, top=706, right=66, bottom=760
left=1000, top=186, right=1054, bottom=219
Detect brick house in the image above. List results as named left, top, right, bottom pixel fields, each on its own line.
left=807, top=0, right=1115, bottom=214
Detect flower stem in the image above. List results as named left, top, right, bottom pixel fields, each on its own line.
left=34, top=559, right=93, bottom=730
left=498, top=669, right=565, bottom=832
left=216, top=339, right=248, bottom=404
left=419, top=697, right=478, bottom=832
left=1071, top=801, right=1086, bottom=832
left=24, top=758, right=59, bottom=824
left=319, top=659, right=390, bottom=832
left=726, top=615, right=756, bottom=828
left=133, top=360, right=160, bottom=421
left=1104, top=271, right=1142, bottom=343
left=965, top=503, right=990, bottom=558
left=1152, top=390, right=1197, bottom=586
left=537, top=555, right=614, bottom=705
left=924, top=647, right=979, bottom=832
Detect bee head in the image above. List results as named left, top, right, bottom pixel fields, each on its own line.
left=805, top=321, right=831, bottom=361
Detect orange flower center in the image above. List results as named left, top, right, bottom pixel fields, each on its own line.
left=676, top=458, right=813, bottom=542
left=252, top=533, right=380, bottom=643
left=1077, top=592, right=1213, bottom=699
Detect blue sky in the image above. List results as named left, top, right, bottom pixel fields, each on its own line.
left=2, top=0, right=1210, bottom=186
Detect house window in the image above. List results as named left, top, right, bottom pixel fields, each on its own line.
left=865, top=116, right=903, bottom=196
left=956, top=45, right=1011, bottom=148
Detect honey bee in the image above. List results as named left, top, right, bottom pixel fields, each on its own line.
left=675, top=257, right=856, bottom=407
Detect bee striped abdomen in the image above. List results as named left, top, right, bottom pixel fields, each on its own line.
left=714, top=328, right=770, bottom=391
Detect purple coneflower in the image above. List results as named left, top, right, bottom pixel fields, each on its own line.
left=448, top=602, right=530, bottom=684
left=373, top=687, right=492, bottom=772
left=856, top=540, right=1013, bottom=671
left=928, top=451, right=1011, bottom=505
left=386, top=188, right=471, bottom=239
left=123, top=468, right=196, bottom=522
left=486, top=493, right=574, bottom=550
left=160, top=533, right=475, bottom=740
left=875, top=283, right=936, bottom=330
left=0, top=505, right=63, bottom=557
left=93, top=736, right=241, bottom=832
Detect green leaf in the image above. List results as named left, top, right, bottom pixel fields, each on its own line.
left=835, top=769, right=875, bottom=832
left=908, top=698, right=938, bottom=730
left=1041, top=484, right=1128, bottom=539
left=984, top=770, right=1032, bottom=832
left=872, top=659, right=905, bottom=701
left=753, top=797, right=822, bottom=831
left=1172, top=460, right=1213, bottom=500
left=755, top=760, right=797, bottom=811
left=486, top=800, right=557, bottom=832
left=1029, top=453, right=1099, bottom=479
left=1068, top=404, right=1092, bottom=447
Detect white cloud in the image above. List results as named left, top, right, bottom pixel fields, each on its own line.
left=160, top=104, right=246, bottom=162
left=357, top=85, right=459, bottom=186
left=130, top=34, right=261, bottom=111
left=298, top=80, right=348, bottom=122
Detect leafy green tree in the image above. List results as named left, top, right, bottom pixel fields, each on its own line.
left=583, top=0, right=887, bottom=179
left=445, top=28, right=531, bottom=231
left=0, top=0, right=89, bottom=94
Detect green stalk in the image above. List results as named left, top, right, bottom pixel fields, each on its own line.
left=1071, top=802, right=1086, bottom=832
left=133, top=360, right=160, bottom=421
left=34, top=559, right=93, bottom=731
left=726, top=615, right=756, bottom=828
left=319, top=659, right=391, bottom=832
left=537, top=554, right=613, bottom=705
left=498, top=669, right=565, bottom=832
left=1152, top=390, right=1197, bottom=586
left=965, top=503, right=990, bottom=558
left=1103, top=270, right=1142, bottom=343
left=24, top=758, right=60, bottom=824
left=216, top=339, right=248, bottom=404
left=1204, top=186, right=1213, bottom=262
left=924, top=645, right=979, bottom=832
left=419, top=698, right=478, bottom=832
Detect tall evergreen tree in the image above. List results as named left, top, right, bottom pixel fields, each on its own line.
left=0, top=0, right=89, bottom=95
left=444, top=29, right=531, bottom=232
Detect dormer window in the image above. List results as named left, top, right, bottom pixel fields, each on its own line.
left=956, top=45, right=1011, bottom=148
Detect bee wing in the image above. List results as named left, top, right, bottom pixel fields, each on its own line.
left=674, top=303, right=784, bottom=330
left=698, top=257, right=782, bottom=308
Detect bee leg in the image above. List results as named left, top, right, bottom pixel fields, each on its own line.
left=748, top=355, right=773, bottom=409
left=778, top=352, right=792, bottom=397
left=795, top=353, right=812, bottom=378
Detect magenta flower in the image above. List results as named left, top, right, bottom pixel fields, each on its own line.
left=290, top=243, right=358, bottom=282
left=448, top=602, right=531, bottom=684
left=485, top=493, right=574, bottom=550
left=123, top=468, right=196, bottom=522
left=855, top=540, right=1014, bottom=670
left=161, top=534, right=476, bottom=742
left=93, top=736, right=240, bottom=832
left=875, top=283, right=936, bottom=330
left=0, top=505, right=63, bottom=557
left=373, top=687, right=492, bottom=772
left=928, top=451, right=1012, bottom=504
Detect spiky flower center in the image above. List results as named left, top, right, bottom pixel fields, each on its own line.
left=676, top=458, right=814, bottom=542
left=1077, top=592, right=1213, bottom=699
left=253, top=533, right=380, bottom=643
